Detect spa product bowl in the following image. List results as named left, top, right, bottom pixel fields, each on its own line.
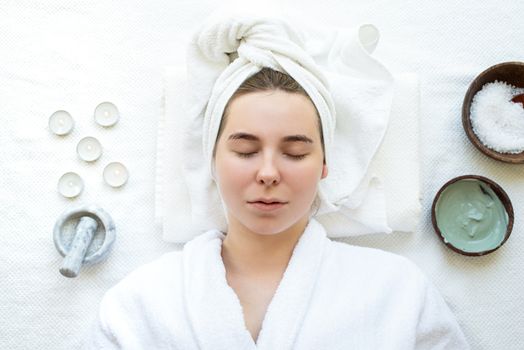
left=462, top=61, right=524, bottom=163
left=431, top=175, right=514, bottom=256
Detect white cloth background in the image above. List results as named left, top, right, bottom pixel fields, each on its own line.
left=0, top=1, right=523, bottom=349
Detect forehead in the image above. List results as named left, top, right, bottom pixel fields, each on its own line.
left=223, top=90, right=319, bottom=136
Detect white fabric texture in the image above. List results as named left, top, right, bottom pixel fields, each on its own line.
left=84, top=218, right=469, bottom=350
left=1, top=2, right=523, bottom=350
left=156, top=15, right=421, bottom=242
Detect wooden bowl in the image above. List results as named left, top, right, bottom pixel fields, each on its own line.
left=462, top=61, right=524, bottom=163
left=431, top=175, right=514, bottom=256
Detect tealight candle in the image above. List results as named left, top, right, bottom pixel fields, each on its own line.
left=94, top=102, right=119, bottom=127
left=49, top=110, right=74, bottom=136
left=103, top=162, right=129, bottom=187
left=58, top=172, right=84, bottom=198
left=77, top=136, right=102, bottom=162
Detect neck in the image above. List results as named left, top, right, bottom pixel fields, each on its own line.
left=220, top=215, right=309, bottom=278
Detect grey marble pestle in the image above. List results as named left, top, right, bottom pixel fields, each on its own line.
left=53, top=205, right=116, bottom=278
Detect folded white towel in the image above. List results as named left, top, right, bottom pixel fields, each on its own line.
left=155, top=13, right=421, bottom=242
left=316, top=73, right=422, bottom=237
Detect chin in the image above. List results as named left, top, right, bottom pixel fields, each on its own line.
left=247, top=223, right=289, bottom=235
left=241, top=214, right=305, bottom=236
left=225, top=205, right=310, bottom=235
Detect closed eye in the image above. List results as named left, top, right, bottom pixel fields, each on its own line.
left=236, top=152, right=257, bottom=158
left=235, top=152, right=308, bottom=160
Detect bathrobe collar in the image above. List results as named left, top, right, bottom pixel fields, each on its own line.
left=182, top=218, right=328, bottom=350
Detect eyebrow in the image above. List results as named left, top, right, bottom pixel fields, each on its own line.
left=227, top=132, right=314, bottom=144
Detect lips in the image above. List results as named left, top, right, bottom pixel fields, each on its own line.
left=248, top=202, right=287, bottom=212
left=249, top=198, right=287, bottom=204
left=248, top=197, right=288, bottom=212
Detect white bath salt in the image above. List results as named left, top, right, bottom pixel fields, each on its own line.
left=470, top=80, right=524, bottom=154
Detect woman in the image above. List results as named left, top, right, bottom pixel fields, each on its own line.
left=213, top=67, right=329, bottom=343
left=84, top=68, right=470, bottom=349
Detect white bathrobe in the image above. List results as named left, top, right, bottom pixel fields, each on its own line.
left=83, top=219, right=470, bottom=349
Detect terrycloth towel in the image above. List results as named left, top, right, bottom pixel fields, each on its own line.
left=155, top=13, right=421, bottom=242
left=84, top=218, right=469, bottom=349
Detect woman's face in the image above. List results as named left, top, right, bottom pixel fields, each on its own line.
left=214, top=90, right=328, bottom=235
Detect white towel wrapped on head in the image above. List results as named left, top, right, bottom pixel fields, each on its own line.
left=155, top=12, right=421, bottom=242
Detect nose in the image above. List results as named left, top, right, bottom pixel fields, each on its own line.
left=256, top=154, right=281, bottom=186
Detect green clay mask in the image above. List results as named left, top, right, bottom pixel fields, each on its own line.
left=435, top=179, right=508, bottom=253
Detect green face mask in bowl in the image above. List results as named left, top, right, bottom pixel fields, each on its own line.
left=431, top=175, right=514, bottom=256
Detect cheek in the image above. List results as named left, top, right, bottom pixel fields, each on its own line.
left=280, top=161, right=322, bottom=192
left=215, top=155, right=252, bottom=194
